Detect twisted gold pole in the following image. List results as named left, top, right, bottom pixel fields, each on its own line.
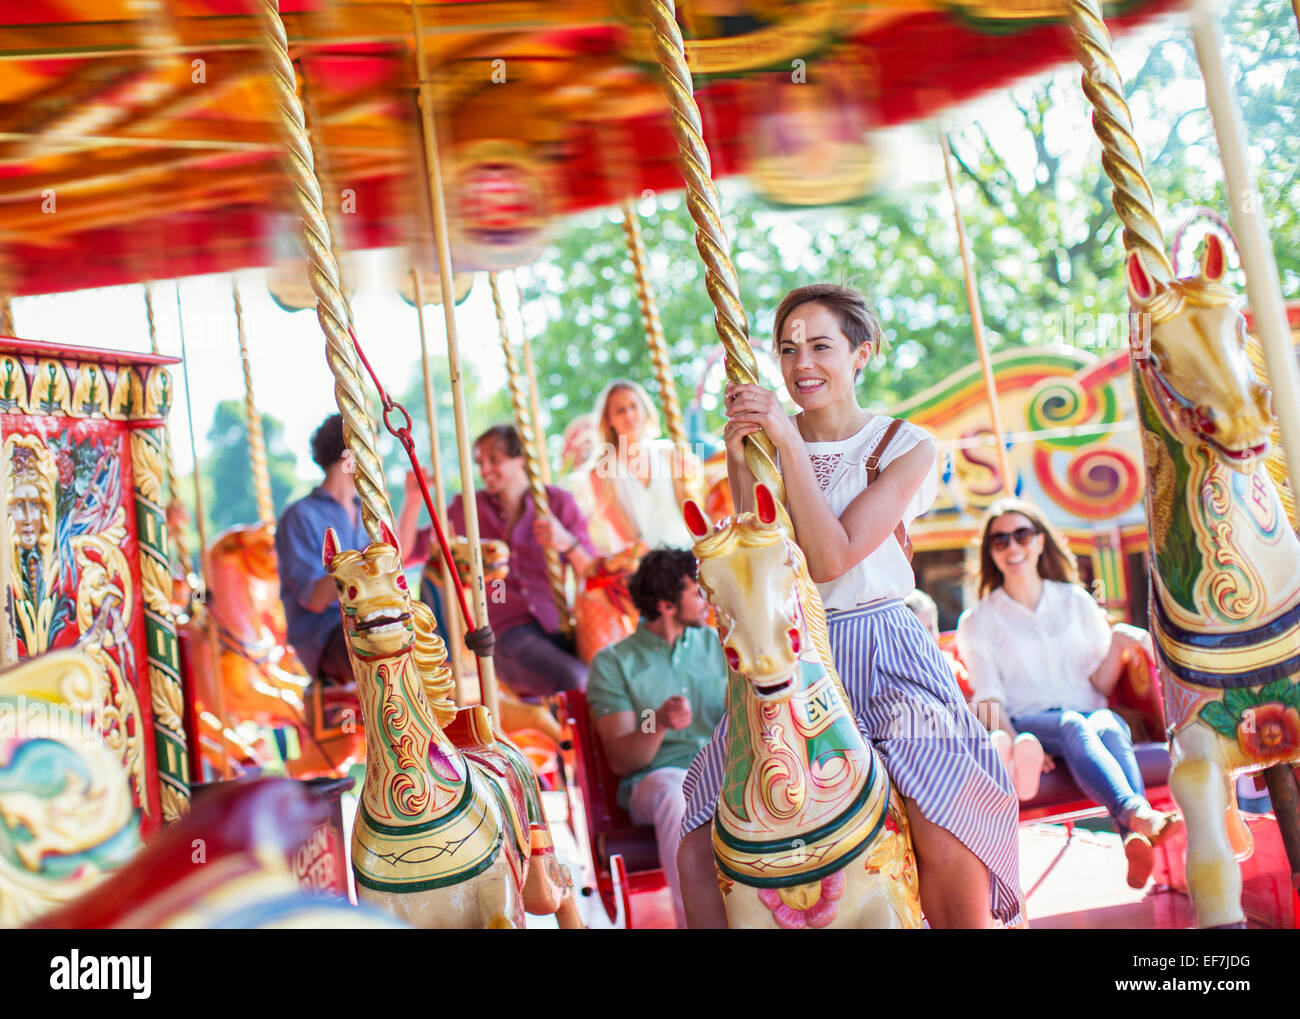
left=412, top=267, right=467, bottom=706
left=144, top=283, right=194, bottom=581
left=295, top=56, right=355, bottom=322
left=1067, top=0, right=1173, bottom=284
left=643, top=0, right=788, bottom=522
left=490, top=273, right=573, bottom=637
left=232, top=281, right=276, bottom=527
left=513, top=270, right=552, bottom=486
left=412, top=0, right=498, bottom=723
left=257, top=0, right=391, bottom=539
left=0, top=295, right=13, bottom=337
left=939, top=132, right=1014, bottom=497
left=622, top=198, right=687, bottom=450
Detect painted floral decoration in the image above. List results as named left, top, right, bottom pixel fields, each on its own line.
left=1198, top=679, right=1300, bottom=766
left=757, top=869, right=845, bottom=929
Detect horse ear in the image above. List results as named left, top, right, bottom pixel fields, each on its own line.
left=322, top=528, right=340, bottom=571
left=1127, top=252, right=1156, bottom=306
left=1201, top=233, right=1226, bottom=282
left=754, top=483, right=778, bottom=525
left=380, top=519, right=399, bottom=552
left=683, top=500, right=711, bottom=538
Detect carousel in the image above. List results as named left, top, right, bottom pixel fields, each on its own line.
left=0, top=0, right=1297, bottom=932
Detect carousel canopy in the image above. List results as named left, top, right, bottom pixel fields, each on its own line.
left=0, top=0, right=1181, bottom=296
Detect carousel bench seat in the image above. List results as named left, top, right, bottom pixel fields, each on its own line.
left=563, top=691, right=666, bottom=923
left=1017, top=741, right=1171, bottom=821
left=938, top=632, right=1174, bottom=824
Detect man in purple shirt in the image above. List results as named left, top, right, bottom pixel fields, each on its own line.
left=401, top=424, right=596, bottom=697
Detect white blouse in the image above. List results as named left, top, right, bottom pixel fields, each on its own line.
left=956, top=580, right=1113, bottom=718
left=790, top=415, right=938, bottom=612
left=608, top=439, right=693, bottom=550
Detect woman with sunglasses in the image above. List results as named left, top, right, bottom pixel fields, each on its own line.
left=956, top=498, right=1181, bottom=888
left=675, top=283, right=1022, bottom=929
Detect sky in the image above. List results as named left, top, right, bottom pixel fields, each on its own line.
left=6, top=11, right=1231, bottom=496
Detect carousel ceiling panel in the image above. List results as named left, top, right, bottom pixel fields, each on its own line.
left=0, top=0, right=1183, bottom=295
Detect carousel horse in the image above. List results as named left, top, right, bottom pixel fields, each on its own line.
left=683, top=486, right=922, bottom=929
left=1129, top=235, right=1300, bottom=928
left=185, top=522, right=364, bottom=778
left=323, top=524, right=581, bottom=928
left=574, top=542, right=644, bottom=664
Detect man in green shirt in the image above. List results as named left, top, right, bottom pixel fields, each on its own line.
left=588, top=548, right=727, bottom=928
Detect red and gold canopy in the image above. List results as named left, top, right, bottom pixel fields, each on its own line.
left=0, top=0, right=1180, bottom=296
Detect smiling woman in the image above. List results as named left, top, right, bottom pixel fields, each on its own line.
left=676, top=282, right=1023, bottom=930
left=957, top=496, right=1182, bottom=889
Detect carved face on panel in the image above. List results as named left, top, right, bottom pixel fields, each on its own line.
left=5, top=437, right=56, bottom=561
left=10, top=479, right=43, bottom=550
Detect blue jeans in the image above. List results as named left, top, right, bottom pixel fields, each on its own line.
left=495, top=621, right=587, bottom=698
left=1011, top=709, right=1148, bottom=831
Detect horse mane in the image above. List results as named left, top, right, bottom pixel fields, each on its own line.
left=696, top=512, right=851, bottom=707
left=411, top=601, right=457, bottom=728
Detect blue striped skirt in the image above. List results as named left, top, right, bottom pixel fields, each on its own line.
left=682, top=598, right=1024, bottom=925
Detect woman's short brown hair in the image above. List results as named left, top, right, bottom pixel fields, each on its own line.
left=771, top=283, right=887, bottom=357
left=975, top=497, right=1080, bottom=599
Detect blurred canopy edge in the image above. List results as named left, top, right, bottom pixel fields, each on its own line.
left=0, top=0, right=1179, bottom=297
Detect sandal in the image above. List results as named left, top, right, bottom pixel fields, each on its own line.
left=1147, top=811, right=1185, bottom=848
left=1124, top=832, right=1155, bottom=889
left=1011, top=734, right=1044, bottom=801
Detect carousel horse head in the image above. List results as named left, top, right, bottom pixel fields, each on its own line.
left=322, top=523, right=416, bottom=661
left=684, top=484, right=812, bottom=703
left=1129, top=233, right=1273, bottom=472
left=209, top=522, right=279, bottom=583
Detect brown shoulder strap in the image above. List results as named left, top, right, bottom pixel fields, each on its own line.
left=862, top=418, right=914, bottom=563
left=864, top=418, right=905, bottom=482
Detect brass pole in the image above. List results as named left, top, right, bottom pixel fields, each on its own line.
left=256, top=0, right=392, bottom=539
left=490, top=272, right=572, bottom=636
left=622, top=198, right=688, bottom=451
left=513, top=269, right=552, bottom=485
left=144, top=283, right=195, bottom=582
left=1188, top=0, right=1300, bottom=507
left=176, top=284, right=233, bottom=780
left=232, top=280, right=276, bottom=526
left=411, top=0, right=499, bottom=723
left=939, top=131, right=1015, bottom=496
left=1066, top=0, right=1174, bottom=285
left=294, top=55, right=355, bottom=319
left=642, top=0, right=789, bottom=527
left=0, top=295, right=13, bottom=338
left=412, top=267, right=467, bottom=706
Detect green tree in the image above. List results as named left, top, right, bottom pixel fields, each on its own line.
left=202, top=399, right=303, bottom=533
left=514, top=0, right=1296, bottom=444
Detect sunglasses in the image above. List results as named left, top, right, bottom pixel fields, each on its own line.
left=988, top=527, right=1039, bottom=552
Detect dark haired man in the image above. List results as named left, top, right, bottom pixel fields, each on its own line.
left=275, top=413, right=369, bottom=686
left=587, top=547, right=726, bottom=927
left=400, top=423, right=597, bottom=696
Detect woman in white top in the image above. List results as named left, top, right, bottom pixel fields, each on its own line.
left=676, top=283, right=1022, bottom=929
left=585, top=379, right=699, bottom=553
left=956, top=498, right=1181, bottom=888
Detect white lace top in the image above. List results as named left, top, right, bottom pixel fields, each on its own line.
left=956, top=581, right=1112, bottom=718
left=791, top=415, right=938, bottom=612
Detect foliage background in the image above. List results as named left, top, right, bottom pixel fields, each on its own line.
left=194, top=0, right=1297, bottom=540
